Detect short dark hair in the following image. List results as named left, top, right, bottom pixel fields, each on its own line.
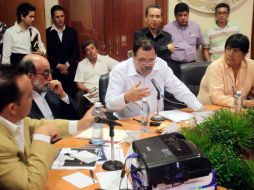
left=17, top=2, right=36, bottom=23
left=0, top=64, right=26, bottom=112
left=133, top=38, right=155, bottom=56
left=145, top=3, right=162, bottom=17
left=215, top=3, right=230, bottom=13
left=51, top=5, right=64, bottom=18
left=225, top=33, right=249, bottom=54
left=81, top=40, right=97, bottom=53
left=174, top=3, right=189, bottom=16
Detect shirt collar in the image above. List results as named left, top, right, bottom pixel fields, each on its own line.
left=0, top=116, right=23, bottom=135
left=50, top=24, right=66, bottom=32
left=144, top=27, right=164, bottom=37
left=32, top=90, right=47, bottom=98
left=214, top=21, right=232, bottom=30
left=14, top=22, right=31, bottom=33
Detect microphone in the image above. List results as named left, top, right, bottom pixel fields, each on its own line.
left=94, top=117, right=122, bottom=126
left=151, top=78, right=163, bottom=96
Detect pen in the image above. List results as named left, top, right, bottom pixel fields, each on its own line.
left=90, top=169, right=96, bottom=183
left=132, top=118, right=141, bottom=123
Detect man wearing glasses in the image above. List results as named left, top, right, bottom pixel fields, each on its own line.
left=134, top=3, right=174, bottom=65
left=203, top=3, right=239, bottom=62
left=20, top=54, right=80, bottom=120
left=105, top=38, right=202, bottom=119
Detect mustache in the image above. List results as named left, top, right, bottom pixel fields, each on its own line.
left=142, top=66, right=153, bottom=71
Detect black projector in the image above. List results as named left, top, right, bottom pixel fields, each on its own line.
left=132, top=133, right=212, bottom=187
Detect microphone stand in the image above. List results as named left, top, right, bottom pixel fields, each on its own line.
left=102, top=120, right=124, bottom=171
left=151, top=91, right=165, bottom=121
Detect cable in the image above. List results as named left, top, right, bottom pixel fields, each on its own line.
left=161, top=94, right=187, bottom=106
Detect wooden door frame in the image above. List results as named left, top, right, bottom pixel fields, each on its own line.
left=252, top=1, right=254, bottom=59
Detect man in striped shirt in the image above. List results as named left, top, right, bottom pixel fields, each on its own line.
left=203, top=3, right=239, bottom=62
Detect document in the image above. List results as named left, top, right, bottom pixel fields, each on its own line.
left=76, top=128, right=129, bottom=142
left=83, top=89, right=99, bottom=103
left=51, top=148, right=101, bottom=170
left=62, top=172, right=95, bottom=189
left=159, top=110, right=192, bottom=122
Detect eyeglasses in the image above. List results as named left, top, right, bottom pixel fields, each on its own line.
left=147, top=14, right=161, bottom=20
left=136, top=58, right=156, bottom=65
left=34, top=69, right=52, bottom=78
left=216, top=11, right=229, bottom=15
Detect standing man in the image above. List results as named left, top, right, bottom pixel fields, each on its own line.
left=105, top=39, right=202, bottom=119
left=203, top=3, right=239, bottom=62
left=163, top=2, right=203, bottom=78
left=21, top=54, right=81, bottom=120
left=134, top=3, right=174, bottom=65
left=46, top=5, right=80, bottom=98
left=75, top=40, right=118, bottom=114
left=2, top=2, right=46, bottom=65
left=0, top=64, right=94, bottom=190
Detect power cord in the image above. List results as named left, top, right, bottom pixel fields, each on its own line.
left=119, top=153, right=139, bottom=190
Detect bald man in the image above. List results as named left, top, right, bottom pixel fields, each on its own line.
left=20, top=54, right=81, bottom=120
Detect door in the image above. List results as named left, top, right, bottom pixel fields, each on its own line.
left=59, top=0, right=167, bottom=61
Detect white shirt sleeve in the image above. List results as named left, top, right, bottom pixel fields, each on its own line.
left=2, top=30, right=13, bottom=64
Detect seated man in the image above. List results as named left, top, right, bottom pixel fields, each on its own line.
left=105, top=38, right=202, bottom=119
left=75, top=40, right=118, bottom=114
left=198, top=33, right=254, bottom=107
left=0, top=64, right=94, bottom=190
left=21, top=54, right=81, bottom=120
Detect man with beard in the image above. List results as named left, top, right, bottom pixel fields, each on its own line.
left=20, top=54, right=80, bottom=120
left=105, top=38, right=202, bottom=119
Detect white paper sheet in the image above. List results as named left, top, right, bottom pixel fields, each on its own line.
left=62, top=172, right=95, bottom=189
left=159, top=110, right=192, bottom=122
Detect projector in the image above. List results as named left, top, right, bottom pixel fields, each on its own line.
left=132, top=133, right=212, bottom=188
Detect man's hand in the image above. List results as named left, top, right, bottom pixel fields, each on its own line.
left=34, top=124, right=60, bottom=141
left=124, top=81, right=150, bottom=103
left=58, top=64, right=69, bottom=75
left=49, top=80, right=67, bottom=98
left=77, top=106, right=96, bottom=131
left=167, top=43, right=175, bottom=53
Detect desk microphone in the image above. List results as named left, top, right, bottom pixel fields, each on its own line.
left=94, top=117, right=122, bottom=126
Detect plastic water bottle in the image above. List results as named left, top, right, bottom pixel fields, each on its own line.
left=234, top=91, right=242, bottom=112
left=91, top=102, right=105, bottom=145
left=140, top=98, right=150, bottom=132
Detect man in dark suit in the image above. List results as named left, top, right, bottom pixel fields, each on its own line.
left=21, top=54, right=81, bottom=120
left=46, top=5, right=79, bottom=98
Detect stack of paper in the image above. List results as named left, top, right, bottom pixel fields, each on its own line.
left=159, top=110, right=192, bottom=122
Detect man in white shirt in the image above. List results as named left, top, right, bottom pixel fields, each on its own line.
left=75, top=40, right=118, bottom=114
left=2, top=2, right=46, bottom=65
left=105, top=38, right=202, bottom=119
left=0, top=64, right=94, bottom=190
left=21, top=54, right=80, bottom=120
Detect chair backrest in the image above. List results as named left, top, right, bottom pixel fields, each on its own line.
left=180, top=62, right=208, bottom=96
left=99, top=73, right=109, bottom=105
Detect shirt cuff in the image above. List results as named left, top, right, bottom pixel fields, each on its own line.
left=61, top=95, right=70, bottom=104
left=33, top=134, right=51, bottom=143
left=69, top=120, right=78, bottom=135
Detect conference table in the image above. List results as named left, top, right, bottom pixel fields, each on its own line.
left=45, top=105, right=226, bottom=190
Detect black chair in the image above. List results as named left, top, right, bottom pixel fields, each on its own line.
left=180, top=62, right=208, bottom=96
left=99, top=73, right=118, bottom=120
left=99, top=73, right=109, bottom=105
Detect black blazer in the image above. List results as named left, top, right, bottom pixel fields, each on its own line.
left=46, top=26, right=79, bottom=80
left=29, top=90, right=81, bottom=120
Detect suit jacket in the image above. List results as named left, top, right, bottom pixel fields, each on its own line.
left=0, top=117, right=69, bottom=190
left=46, top=26, right=79, bottom=81
left=29, top=90, right=81, bottom=120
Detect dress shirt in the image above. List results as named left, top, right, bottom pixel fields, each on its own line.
left=134, top=27, right=172, bottom=63
left=105, top=57, right=202, bottom=118
left=32, top=90, right=70, bottom=120
left=74, top=54, right=118, bottom=89
left=0, top=116, right=78, bottom=149
left=198, top=56, right=254, bottom=107
left=2, top=22, right=46, bottom=64
left=50, top=24, right=66, bottom=42
left=163, top=20, right=203, bottom=62
left=203, top=22, right=239, bottom=61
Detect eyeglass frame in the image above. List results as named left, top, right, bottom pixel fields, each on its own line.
left=32, top=69, right=52, bottom=79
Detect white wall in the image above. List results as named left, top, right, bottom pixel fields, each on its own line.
left=44, top=0, right=59, bottom=28
left=167, top=0, right=253, bottom=58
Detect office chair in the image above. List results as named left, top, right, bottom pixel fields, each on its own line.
left=99, top=73, right=118, bottom=120
left=180, top=62, right=208, bottom=96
